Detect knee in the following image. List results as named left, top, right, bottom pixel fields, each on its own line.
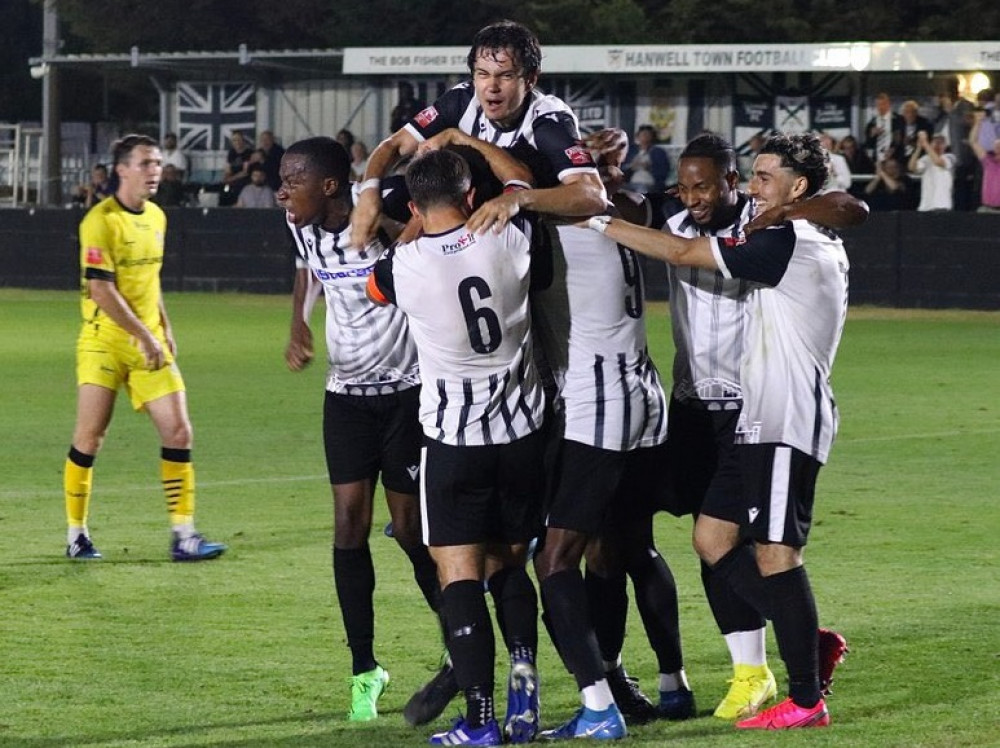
left=534, top=529, right=586, bottom=580
left=389, top=504, right=422, bottom=549
left=332, top=492, right=372, bottom=548
left=693, top=524, right=731, bottom=567
left=162, top=420, right=193, bottom=449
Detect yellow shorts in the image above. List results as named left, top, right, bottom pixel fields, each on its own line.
left=76, top=327, right=185, bottom=411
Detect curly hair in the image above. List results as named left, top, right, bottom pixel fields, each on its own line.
left=759, top=132, right=829, bottom=198
left=467, top=20, right=542, bottom=79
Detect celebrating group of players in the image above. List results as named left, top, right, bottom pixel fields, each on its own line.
left=67, top=18, right=863, bottom=747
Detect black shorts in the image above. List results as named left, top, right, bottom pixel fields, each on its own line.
left=739, top=443, right=822, bottom=548
left=322, top=387, right=421, bottom=494
left=664, top=399, right=744, bottom=522
left=421, top=430, right=546, bottom=547
left=546, top=439, right=668, bottom=535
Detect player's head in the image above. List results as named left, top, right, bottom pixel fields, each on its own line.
left=278, top=136, right=351, bottom=229
left=749, top=132, right=828, bottom=214
left=111, top=134, right=162, bottom=203
left=405, top=149, right=473, bottom=216
left=468, top=20, right=541, bottom=128
left=676, top=133, right=740, bottom=230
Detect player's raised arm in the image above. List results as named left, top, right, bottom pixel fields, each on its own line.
left=350, top=128, right=421, bottom=248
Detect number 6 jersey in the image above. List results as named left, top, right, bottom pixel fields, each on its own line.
left=368, top=215, right=544, bottom=447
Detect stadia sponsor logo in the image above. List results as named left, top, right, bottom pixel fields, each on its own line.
left=314, top=265, right=373, bottom=281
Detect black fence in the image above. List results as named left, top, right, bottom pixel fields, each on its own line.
left=2, top=208, right=998, bottom=309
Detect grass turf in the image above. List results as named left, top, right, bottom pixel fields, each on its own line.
left=1, top=289, right=998, bottom=747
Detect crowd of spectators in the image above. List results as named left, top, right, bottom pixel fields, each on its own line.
left=71, top=76, right=1000, bottom=214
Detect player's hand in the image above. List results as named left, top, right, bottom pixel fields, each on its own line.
left=586, top=128, right=628, bottom=168
left=598, top=165, right=626, bottom=194
left=285, top=323, right=314, bottom=372
left=137, top=331, right=165, bottom=370
left=350, top=188, right=383, bottom=249
left=744, top=204, right=790, bottom=236
left=415, top=128, right=463, bottom=155
left=467, top=192, right=522, bottom=234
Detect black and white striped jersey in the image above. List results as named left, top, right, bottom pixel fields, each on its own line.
left=711, top=220, right=849, bottom=464
left=665, top=196, right=755, bottom=410
left=286, top=214, right=419, bottom=396
left=404, top=82, right=599, bottom=189
left=370, top=216, right=544, bottom=447
left=532, top=223, right=669, bottom=452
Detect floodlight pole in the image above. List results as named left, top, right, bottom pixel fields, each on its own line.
left=41, top=0, right=61, bottom=205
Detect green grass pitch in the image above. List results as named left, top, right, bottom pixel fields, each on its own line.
left=1, top=289, right=998, bottom=747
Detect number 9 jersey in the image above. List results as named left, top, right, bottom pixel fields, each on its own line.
left=368, top=214, right=544, bottom=447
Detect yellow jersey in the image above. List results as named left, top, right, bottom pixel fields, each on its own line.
left=78, top=196, right=167, bottom=336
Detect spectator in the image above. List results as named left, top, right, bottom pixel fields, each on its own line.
left=389, top=81, right=426, bottom=133
left=975, top=88, right=999, bottom=152
left=235, top=163, right=277, bottom=208
left=75, top=163, right=113, bottom=208
left=622, top=124, right=670, bottom=193
left=335, top=128, right=355, bottom=153
left=257, top=130, right=285, bottom=191
left=350, top=141, right=370, bottom=182
left=970, top=110, right=1000, bottom=212
left=864, top=92, right=905, bottom=164
left=899, top=100, right=934, bottom=163
left=864, top=157, right=917, bottom=211
left=935, top=77, right=977, bottom=211
left=818, top=132, right=851, bottom=192
left=839, top=134, right=875, bottom=175
left=153, top=164, right=187, bottom=207
left=221, top=131, right=254, bottom=207
left=160, top=132, right=189, bottom=181
left=908, top=131, right=955, bottom=211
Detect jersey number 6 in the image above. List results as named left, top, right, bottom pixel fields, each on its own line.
left=458, top=276, right=503, bottom=354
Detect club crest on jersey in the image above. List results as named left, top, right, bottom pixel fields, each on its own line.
left=564, top=143, right=594, bottom=166
left=415, top=106, right=439, bottom=128
left=442, top=232, right=477, bottom=255
left=85, top=247, right=104, bottom=265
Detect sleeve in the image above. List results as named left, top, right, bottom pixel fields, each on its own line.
left=402, top=83, right=473, bottom=142
left=712, top=222, right=795, bottom=288
left=530, top=111, right=599, bottom=182
left=379, top=174, right=413, bottom=223
left=525, top=214, right=553, bottom=292
left=79, top=209, right=116, bottom=282
left=368, top=248, right=398, bottom=306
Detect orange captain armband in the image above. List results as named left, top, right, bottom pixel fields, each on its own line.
left=365, top=272, right=390, bottom=306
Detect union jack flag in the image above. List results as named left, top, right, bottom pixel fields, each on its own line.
left=176, top=82, right=256, bottom=151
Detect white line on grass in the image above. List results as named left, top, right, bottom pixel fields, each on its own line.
left=0, top=473, right=328, bottom=500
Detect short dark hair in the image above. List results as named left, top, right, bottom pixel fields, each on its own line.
left=405, top=149, right=471, bottom=212
left=467, top=20, right=542, bottom=79
left=285, top=136, right=351, bottom=186
left=680, top=133, right=738, bottom=175
left=111, top=134, right=158, bottom=166
left=759, top=132, right=829, bottom=198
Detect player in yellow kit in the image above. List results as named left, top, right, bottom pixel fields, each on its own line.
left=64, top=133, right=226, bottom=562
